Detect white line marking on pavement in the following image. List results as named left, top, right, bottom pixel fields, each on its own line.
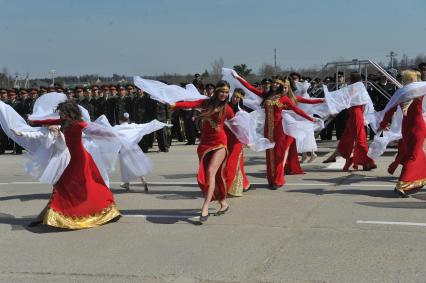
left=357, top=220, right=426, bottom=227
left=122, top=214, right=198, bottom=219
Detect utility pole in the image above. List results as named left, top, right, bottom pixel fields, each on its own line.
left=274, top=48, right=277, bottom=75
left=386, top=51, right=398, bottom=69
left=49, top=69, right=56, bottom=86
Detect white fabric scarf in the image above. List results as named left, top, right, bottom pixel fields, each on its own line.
left=221, top=68, right=262, bottom=111
left=133, top=76, right=208, bottom=104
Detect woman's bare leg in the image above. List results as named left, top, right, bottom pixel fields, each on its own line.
left=201, top=148, right=226, bottom=216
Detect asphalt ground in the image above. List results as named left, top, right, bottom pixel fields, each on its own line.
left=0, top=140, right=425, bottom=283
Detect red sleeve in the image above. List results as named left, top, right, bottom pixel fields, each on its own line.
left=379, top=106, right=397, bottom=129
left=225, top=104, right=235, bottom=120
left=173, top=99, right=205, bottom=110
left=296, top=96, right=324, bottom=104
left=30, top=118, right=63, bottom=125
left=236, top=76, right=263, bottom=96
left=281, top=96, right=315, bottom=122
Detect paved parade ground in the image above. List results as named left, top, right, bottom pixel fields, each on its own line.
left=0, top=141, right=426, bottom=283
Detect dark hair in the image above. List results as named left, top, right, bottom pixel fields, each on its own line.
left=289, top=72, right=301, bottom=80
left=349, top=72, right=362, bottom=84
left=56, top=101, right=82, bottom=123
left=197, top=80, right=230, bottom=120
left=234, top=88, right=245, bottom=96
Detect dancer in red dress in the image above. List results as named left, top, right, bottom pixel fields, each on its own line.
left=379, top=70, right=426, bottom=197
left=171, top=81, right=234, bottom=221
left=323, top=73, right=377, bottom=171
left=29, top=101, right=120, bottom=229
left=225, top=88, right=250, bottom=196
left=234, top=74, right=317, bottom=189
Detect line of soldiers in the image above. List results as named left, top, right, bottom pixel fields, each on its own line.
left=0, top=83, right=199, bottom=154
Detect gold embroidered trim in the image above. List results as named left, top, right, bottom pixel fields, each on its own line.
left=228, top=152, right=244, bottom=197
left=397, top=178, right=426, bottom=191
left=43, top=204, right=121, bottom=229
left=266, top=106, right=275, bottom=177
left=264, top=98, right=284, bottom=108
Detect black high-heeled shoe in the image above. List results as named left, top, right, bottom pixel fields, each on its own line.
left=322, top=158, right=336, bottom=164
left=199, top=214, right=209, bottom=222
left=394, top=188, right=408, bottom=198
left=215, top=206, right=230, bottom=216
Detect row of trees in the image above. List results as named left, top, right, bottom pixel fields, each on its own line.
left=1, top=53, right=425, bottom=89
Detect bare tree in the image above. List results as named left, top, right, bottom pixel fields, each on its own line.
left=258, top=63, right=282, bottom=78
left=211, top=58, right=224, bottom=76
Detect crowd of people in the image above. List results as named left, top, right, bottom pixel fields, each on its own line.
left=0, top=62, right=425, bottom=229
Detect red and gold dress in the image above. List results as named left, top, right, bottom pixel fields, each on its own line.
left=337, top=105, right=376, bottom=170
left=381, top=96, right=426, bottom=191
left=33, top=119, right=120, bottom=229
left=173, top=100, right=235, bottom=200
left=236, top=77, right=315, bottom=187
left=225, top=103, right=250, bottom=196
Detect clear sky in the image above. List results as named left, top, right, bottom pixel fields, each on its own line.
left=0, top=0, right=425, bottom=78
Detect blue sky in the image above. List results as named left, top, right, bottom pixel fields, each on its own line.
left=0, top=0, right=425, bottom=78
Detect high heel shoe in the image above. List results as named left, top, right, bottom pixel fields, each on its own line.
left=363, top=162, right=377, bottom=171
left=215, top=206, right=230, bottom=216
left=199, top=213, right=209, bottom=222
left=308, top=153, right=317, bottom=163
left=301, top=153, right=308, bottom=163
left=394, top=188, right=408, bottom=198
left=343, top=157, right=353, bottom=172
left=322, top=158, right=336, bottom=164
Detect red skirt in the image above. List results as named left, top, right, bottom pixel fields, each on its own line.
left=226, top=139, right=250, bottom=197
left=43, top=150, right=120, bottom=229
left=197, top=144, right=228, bottom=201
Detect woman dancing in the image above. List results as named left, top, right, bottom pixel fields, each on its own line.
left=23, top=101, right=120, bottom=229
left=171, top=81, right=234, bottom=221
left=234, top=74, right=318, bottom=189
left=225, top=88, right=251, bottom=196
left=378, top=70, right=426, bottom=197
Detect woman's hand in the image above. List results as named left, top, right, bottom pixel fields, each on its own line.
left=48, top=125, right=60, bottom=137
left=11, top=129, right=22, bottom=136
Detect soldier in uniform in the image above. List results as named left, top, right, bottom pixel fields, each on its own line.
left=114, top=85, right=132, bottom=124
left=96, top=85, right=109, bottom=119
left=106, top=85, right=118, bottom=125
left=78, top=87, right=96, bottom=120
left=418, top=62, right=426, bottom=81
left=154, top=100, right=171, bottom=152
left=133, top=88, right=156, bottom=152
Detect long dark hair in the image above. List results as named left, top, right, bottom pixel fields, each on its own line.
left=56, top=101, right=82, bottom=126
left=197, top=80, right=230, bottom=120
left=261, top=78, right=284, bottom=106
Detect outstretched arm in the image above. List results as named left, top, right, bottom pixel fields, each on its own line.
left=171, top=99, right=205, bottom=110
left=296, top=96, right=325, bottom=104
left=281, top=96, right=315, bottom=122
left=235, top=75, right=263, bottom=96
left=30, top=119, right=63, bottom=126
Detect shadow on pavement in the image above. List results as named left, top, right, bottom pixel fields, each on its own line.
left=111, top=187, right=202, bottom=200
left=287, top=188, right=397, bottom=198
left=0, top=193, right=50, bottom=202
left=161, top=173, right=197, bottom=179
left=121, top=209, right=203, bottom=225
left=0, top=213, right=68, bottom=233
left=303, top=174, right=397, bottom=185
